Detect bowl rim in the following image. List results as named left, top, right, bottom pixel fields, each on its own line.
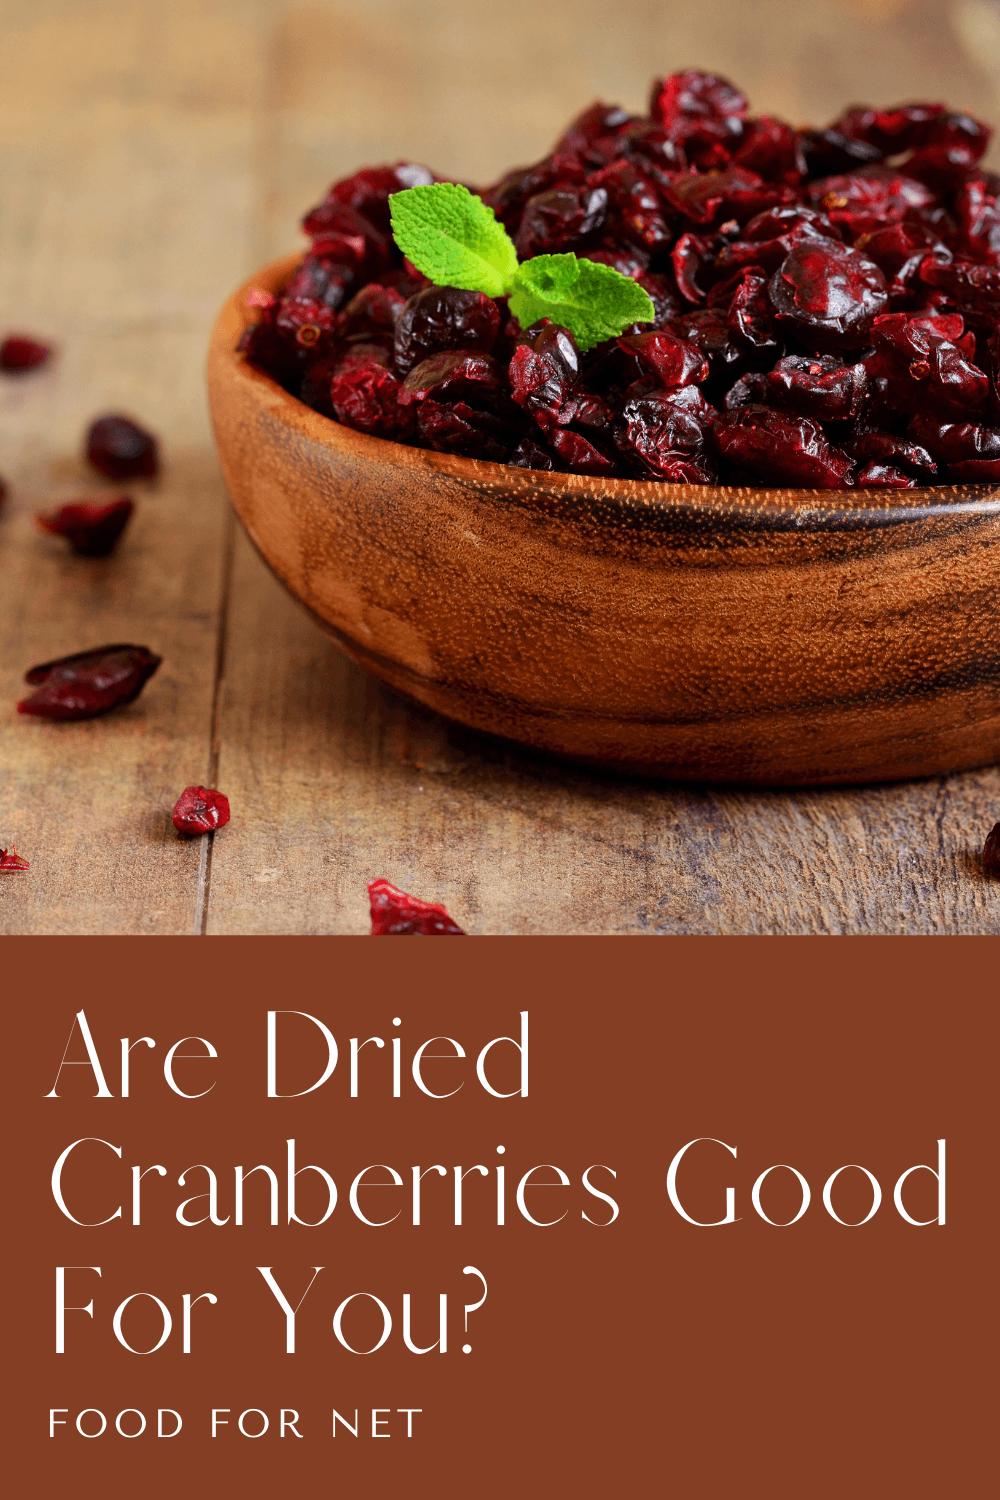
left=213, top=252, right=1000, bottom=525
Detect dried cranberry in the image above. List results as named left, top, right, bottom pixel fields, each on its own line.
left=843, top=432, right=937, bottom=478
left=867, top=313, right=989, bottom=417
left=984, top=824, right=1000, bottom=876
left=733, top=117, right=806, bottom=184
left=515, top=185, right=608, bottom=258
left=853, top=461, right=917, bottom=488
left=172, top=786, right=231, bottom=836
left=508, top=437, right=562, bottom=470
left=329, top=362, right=415, bottom=440
left=17, top=645, right=161, bottom=720
left=614, top=385, right=717, bottom=482
left=303, top=163, right=435, bottom=237
left=338, top=282, right=407, bottom=340
left=908, top=414, right=1000, bottom=466
left=368, top=878, right=465, bottom=935
left=798, top=128, right=883, bottom=178
left=509, top=324, right=581, bottom=437
left=0, top=847, right=29, bottom=871
left=616, top=331, right=708, bottom=387
left=663, top=166, right=785, bottom=227
left=417, top=400, right=519, bottom=461
left=0, top=335, right=52, bottom=372
left=712, top=407, right=855, bottom=487
left=86, top=415, right=159, bottom=480
left=283, top=254, right=356, bottom=312
left=669, top=309, right=746, bottom=379
left=394, top=286, right=501, bottom=375
left=764, top=355, right=867, bottom=422
left=769, top=238, right=888, bottom=351
left=947, top=459, right=1000, bottom=481
left=671, top=232, right=719, bottom=303
left=554, top=102, right=634, bottom=160
left=808, top=165, right=934, bottom=238
left=721, top=268, right=781, bottom=355
left=399, top=351, right=503, bottom=406
left=831, top=102, right=946, bottom=155
left=36, top=498, right=134, bottom=557
left=651, top=71, right=748, bottom=168
left=854, top=223, right=951, bottom=299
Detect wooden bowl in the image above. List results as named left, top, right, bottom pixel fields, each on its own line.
left=207, top=254, right=1000, bottom=786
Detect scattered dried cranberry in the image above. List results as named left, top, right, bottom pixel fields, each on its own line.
left=17, top=645, right=161, bottom=720
left=173, top=786, right=231, bottom=836
left=0, top=847, right=29, bottom=871
left=0, top=335, right=52, bottom=372
left=86, top=415, right=159, bottom=480
left=983, top=823, right=1000, bottom=876
left=769, top=238, right=888, bottom=350
left=36, top=498, right=133, bottom=557
left=329, top=361, right=415, bottom=439
left=394, top=286, right=501, bottom=375
left=712, top=407, right=855, bottom=487
left=368, top=878, right=466, bottom=935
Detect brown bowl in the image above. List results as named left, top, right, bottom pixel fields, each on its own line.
left=207, top=254, right=1000, bottom=786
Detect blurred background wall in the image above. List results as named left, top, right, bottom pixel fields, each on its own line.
left=2, top=0, right=1000, bottom=442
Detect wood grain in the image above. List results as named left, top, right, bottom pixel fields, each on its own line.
left=3, top=0, right=1000, bottom=932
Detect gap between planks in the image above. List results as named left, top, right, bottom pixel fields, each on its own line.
left=193, top=506, right=237, bottom=935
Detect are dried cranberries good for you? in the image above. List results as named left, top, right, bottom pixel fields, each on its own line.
left=241, top=74, right=1000, bottom=489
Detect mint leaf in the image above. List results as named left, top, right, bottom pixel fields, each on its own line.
left=509, top=254, right=655, bottom=351
left=389, top=184, right=518, bottom=298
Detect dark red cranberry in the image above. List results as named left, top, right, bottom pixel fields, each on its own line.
left=329, top=363, right=415, bottom=440
left=36, top=498, right=134, bottom=557
left=983, top=824, right=1000, bottom=876
left=843, top=432, right=937, bottom=478
left=17, top=645, right=161, bottom=720
left=0, top=335, right=53, bottom=372
left=907, top=414, right=1000, bottom=466
left=508, top=438, right=562, bottom=470
left=769, top=238, right=888, bottom=351
left=173, top=786, right=231, bottom=836
left=275, top=296, right=338, bottom=356
left=853, top=461, right=916, bottom=488
left=797, top=128, right=883, bottom=177
left=508, top=324, right=581, bottom=438
left=867, top=313, right=989, bottom=417
left=671, top=232, right=719, bottom=303
left=664, top=166, right=793, bottom=227
left=854, top=223, right=951, bottom=299
left=712, top=407, right=855, bottom=487
left=394, top=286, right=501, bottom=375
left=0, top=847, right=29, bottom=871
left=399, top=351, right=503, bottom=407
left=304, top=204, right=392, bottom=278
left=614, top=385, right=717, bottom=482
left=831, top=102, right=946, bottom=155
left=547, top=428, right=621, bottom=476
left=616, top=330, right=708, bottom=387
left=86, top=416, right=159, bottom=480
left=722, top=268, right=781, bottom=355
left=515, top=185, right=608, bottom=258
left=368, top=878, right=465, bottom=935
left=303, top=163, right=435, bottom=237
left=553, top=101, right=634, bottom=159
left=283, top=254, right=356, bottom=311
left=733, top=117, right=806, bottom=184
left=807, top=165, right=934, bottom=238
left=586, top=160, right=673, bottom=250
left=416, top=400, right=518, bottom=462
left=947, top=459, right=1000, bottom=481
left=338, top=282, right=407, bottom=340
left=764, top=355, right=867, bottom=421
left=651, top=71, right=748, bottom=167
left=668, top=309, right=746, bottom=379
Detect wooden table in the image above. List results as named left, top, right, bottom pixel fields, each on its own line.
left=3, top=0, right=1000, bottom=934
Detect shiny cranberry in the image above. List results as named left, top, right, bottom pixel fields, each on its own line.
left=394, top=286, right=501, bottom=375
left=1, top=335, right=53, bottom=372
left=955, top=177, right=1000, bottom=265
left=587, top=159, right=673, bottom=249
left=368, top=878, right=465, bottom=935
left=417, top=400, right=519, bottom=461
left=867, top=313, right=989, bottom=417
left=86, top=415, right=159, bottom=479
left=712, top=407, right=855, bottom=487
left=831, top=102, right=946, bottom=155
left=337, top=282, right=407, bottom=339
left=303, top=163, right=435, bottom=237
left=797, top=128, right=884, bottom=177
left=854, top=461, right=917, bottom=487
left=764, top=355, right=867, bottom=422
left=553, top=102, right=634, bottom=159
left=668, top=309, right=746, bottom=379
left=515, top=185, right=608, bottom=258
left=843, top=432, right=937, bottom=478
left=17, top=645, right=161, bottom=720
left=663, top=166, right=785, bottom=227
left=36, top=498, right=134, bottom=557
left=329, top=362, right=415, bottom=440
left=508, top=437, right=562, bottom=470
left=614, top=384, right=717, bottom=482
left=907, top=415, right=1000, bottom=466
left=651, top=71, right=748, bottom=167
left=808, top=165, right=934, bottom=238
left=769, top=238, right=888, bottom=351
left=733, top=117, right=806, bottom=183
left=616, top=331, right=708, bottom=387
left=398, top=351, right=503, bottom=406
left=283, top=254, right=356, bottom=311
left=173, top=786, right=231, bottom=836
left=671, top=232, right=719, bottom=303
left=508, top=324, right=580, bottom=437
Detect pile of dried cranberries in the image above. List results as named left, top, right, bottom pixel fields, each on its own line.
left=241, top=72, right=1000, bottom=489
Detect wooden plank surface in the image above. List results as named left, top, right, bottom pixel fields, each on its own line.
left=3, top=0, right=1000, bottom=934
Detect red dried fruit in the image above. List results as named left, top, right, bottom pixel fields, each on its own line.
left=733, top=117, right=806, bottom=184
left=712, top=407, right=855, bottom=487
left=853, top=461, right=916, bottom=488
left=769, top=238, right=888, bottom=351
left=368, top=878, right=466, bottom=936
left=807, top=166, right=934, bottom=239
left=172, top=786, right=231, bottom=836
left=509, top=323, right=581, bottom=437
left=868, top=313, right=989, bottom=417
left=36, top=498, right=134, bottom=557
left=283, top=254, right=356, bottom=312
left=0, top=335, right=53, bottom=372
left=329, top=362, right=415, bottom=440
left=764, top=355, right=867, bottom=422
left=983, top=823, right=1000, bottom=876
left=651, top=71, right=748, bottom=168
left=616, top=331, right=708, bottom=387
left=515, top=185, right=608, bottom=258
left=416, top=399, right=519, bottom=461
left=614, top=385, right=717, bottom=482
left=398, top=351, right=503, bottom=407
left=0, top=847, right=30, bottom=871
left=304, top=163, right=436, bottom=238
left=508, top=437, right=562, bottom=470
left=17, top=644, right=161, bottom=720
left=394, top=286, right=501, bottom=376
left=86, top=415, right=159, bottom=480
left=907, top=414, right=1000, bottom=466
left=843, top=432, right=937, bottom=479
left=338, top=282, right=408, bottom=340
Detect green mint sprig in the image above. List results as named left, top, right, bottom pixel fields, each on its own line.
left=388, top=182, right=654, bottom=352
